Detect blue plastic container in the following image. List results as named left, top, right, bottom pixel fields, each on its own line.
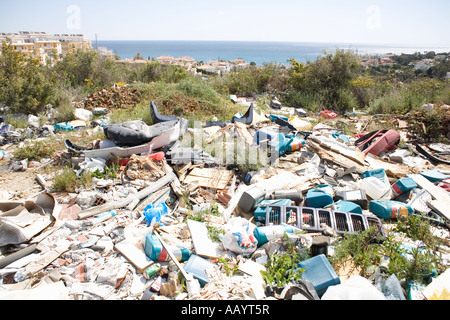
left=143, top=234, right=191, bottom=262
left=254, top=128, right=277, bottom=145
left=297, top=254, right=340, bottom=297
left=391, top=177, right=418, bottom=197
left=335, top=200, right=363, bottom=214
left=420, top=170, right=450, bottom=183
left=183, top=254, right=217, bottom=287
left=269, top=133, right=294, bottom=156
left=369, top=200, right=414, bottom=219
left=305, top=185, right=334, bottom=208
left=54, top=122, right=73, bottom=132
left=253, top=225, right=295, bottom=246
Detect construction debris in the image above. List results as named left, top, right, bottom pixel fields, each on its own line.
left=0, top=98, right=450, bottom=303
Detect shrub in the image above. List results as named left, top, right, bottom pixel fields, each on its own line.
left=13, top=139, right=60, bottom=161
left=0, top=41, right=55, bottom=115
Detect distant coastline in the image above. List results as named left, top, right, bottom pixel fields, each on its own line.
left=94, top=40, right=450, bottom=66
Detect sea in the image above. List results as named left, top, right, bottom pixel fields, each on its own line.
left=95, top=40, right=450, bottom=66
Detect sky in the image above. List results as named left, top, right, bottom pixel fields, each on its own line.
left=1, top=0, right=450, bottom=47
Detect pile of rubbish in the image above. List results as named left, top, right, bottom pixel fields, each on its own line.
left=1, top=99, right=450, bottom=301
left=82, top=85, right=142, bottom=110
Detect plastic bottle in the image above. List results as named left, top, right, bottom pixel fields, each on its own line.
left=253, top=225, right=294, bottom=246
left=144, top=234, right=191, bottom=262
left=305, top=185, right=334, bottom=208
left=288, top=138, right=306, bottom=152
left=360, top=176, right=392, bottom=200
left=391, top=177, right=417, bottom=197
left=369, top=200, right=413, bottom=219
left=87, top=210, right=116, bottom=226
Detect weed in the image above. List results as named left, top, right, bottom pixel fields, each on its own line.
left=218, top=257, right=239, bottom=277
left=207, top=226, right=224, bottom=243
left=395, top=215, right=443, bottom=250
left=13, top=139, right=60, bottom=161
left=261, top=235, right=308, bottom=287
left=52, top=165, right=92, bottom=192
left=329, top=224, right=444, bottom=284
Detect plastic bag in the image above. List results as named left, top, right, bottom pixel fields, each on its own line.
left=222, top=217, right=258, bottom=255
left=321, top=276, right=387, bottom=300
left=143, top=202, right=169, bottom=225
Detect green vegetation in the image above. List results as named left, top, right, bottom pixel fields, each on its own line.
left=261, top=235, right=309, bottom=287
left=13, top=139, right=61, bottom=161
left=1, top=41, right=449, bottom=125
left=328, top=218, right=445, bottom=285
left=52, top=165, right=93, bottom=192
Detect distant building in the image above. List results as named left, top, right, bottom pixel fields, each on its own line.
left=380, top=57, right=394, bottom=66
left=157, top=56, right=174, bottom=64
left=360, top=57, right=379, bottom=67
left=97, top=46, right=115, bottom=60
left=414, top=59, right=435, bottom=71
left=0, top=31, right=91, bottom=64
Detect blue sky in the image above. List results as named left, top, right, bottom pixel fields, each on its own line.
left=1, top=0, right=449, bottom=46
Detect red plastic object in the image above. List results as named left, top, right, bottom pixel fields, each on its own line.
left=438, top=179, right=450, bottom=193
left=355, top=130, right=400, bottom=156
left=320, top=110, right=338, bottom=119
left=149, top=151, right=165, bottom=162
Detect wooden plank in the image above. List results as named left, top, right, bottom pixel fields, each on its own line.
left=182, top=168, right=233, bottom=190
left=408, top=174, right=450, bottom=221
left=187, top=219, right=219, bottom=259
left=114, top=241, right=154, bottom=273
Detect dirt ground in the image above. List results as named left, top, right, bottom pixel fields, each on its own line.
left=0, top=160, right=46, bottom=199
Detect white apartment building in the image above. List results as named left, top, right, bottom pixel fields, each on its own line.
left=0, top=31, right=92, bottom=64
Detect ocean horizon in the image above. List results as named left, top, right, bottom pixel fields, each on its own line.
left=94, top=40, right=450, bottom=66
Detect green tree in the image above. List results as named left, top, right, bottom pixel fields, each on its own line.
left=0, top=41, right=55, bottom=114
left=53, top=48, right=127, bottom=93
left=289, top=49, right=361, bottom=112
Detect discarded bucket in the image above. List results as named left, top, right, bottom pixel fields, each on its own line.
left=253, top=225, right=294, bottom=246
left=144, top=234, right=191, bottom=262
left=297, top=254, right=341, bottom=297
left=369, top=200, right=413, bottom=220
left=391, top=177, right=417, bottom=197
left=238, top=185, right=266, bottom=213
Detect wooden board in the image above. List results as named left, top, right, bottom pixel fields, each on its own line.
left=182, top=168, right=233, bottom=190
left=114, top=241, right=154, bottom=273
left=187, top=219, right=219, bottom=259
left=408, top=174, right=450, bottom=221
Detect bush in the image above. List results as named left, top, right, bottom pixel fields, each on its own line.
left=0, top=41, right=55, bottom=115
left=288, top=49, right=361, bottom=112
